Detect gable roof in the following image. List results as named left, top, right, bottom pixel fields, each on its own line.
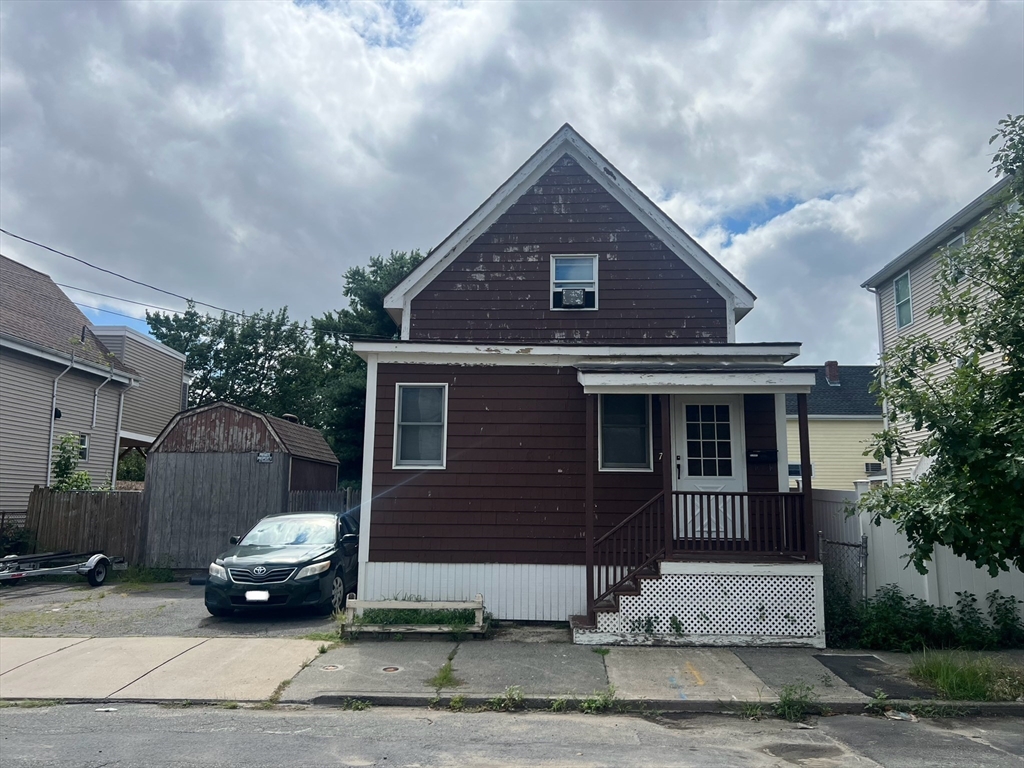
left=0, top=254, right=136, bottom=377
left=861, top=176, right=1011, bottom=289
left=785, top=365, right=881, bottom=417
left=384, top=124, right=756, bottom=337
left=149, top=401, right=339, bottom=464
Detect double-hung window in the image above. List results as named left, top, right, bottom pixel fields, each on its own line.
left=394, top=384, right=447, bottom=469
left=79, top=433, right=90, bottom=462
left=599, top=394, right=652, bottom=471
left=893, top=272, right=912, bottom=329
left=551, top=254, right=597, bottom=309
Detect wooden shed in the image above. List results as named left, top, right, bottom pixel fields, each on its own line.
left=142, top=401, right=339, bottom=569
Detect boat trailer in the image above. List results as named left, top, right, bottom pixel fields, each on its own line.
left=0, top=550, right=127, bottom=587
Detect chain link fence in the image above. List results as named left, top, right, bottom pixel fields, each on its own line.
left=818, top=532, right=868, bottom=646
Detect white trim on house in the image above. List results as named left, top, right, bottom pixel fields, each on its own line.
left=91, top=325, right=187, bottom=362
left=597, top=393, right=653, bottom=472
left=784, top=414, right=881, bottom=421
left=775, top=393, right=789, bottom=492
left=383, top=124, right=756, bottom=336
left=119, top=429, right=157, bottom=444
left=353, top=341, right=802, bottom=367
left=0, top=335, right=136, bottom=385
left=357, top=354, right=378, bottom=585
left=577, top=369, right=815, bottom=394
left=549, top=254, right=599, bottom=311
left=392, top=382, right=449, bottom=470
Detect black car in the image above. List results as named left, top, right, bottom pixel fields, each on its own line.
left=205, top=510, right=358, bottom=617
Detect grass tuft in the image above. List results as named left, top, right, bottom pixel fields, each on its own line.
left=773, top=683, right=818, bottom=722
left=486, top=685, right=525, bottom=712
left=427, top=660, right=462, bottom=691
left=578, top=686, right=616, bottom=714
left=910, top=651, right=1024, bottom=701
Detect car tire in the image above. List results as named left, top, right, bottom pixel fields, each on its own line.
left=206, top=603, right=233, bottom=618
left=87, top=559, right=108, bottom=587
left=315, top=570, right=347, bottom=616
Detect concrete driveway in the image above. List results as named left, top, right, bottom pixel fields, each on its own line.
left=0, top=581, right=336, bottom=638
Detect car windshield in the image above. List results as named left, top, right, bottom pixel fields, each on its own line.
left=240, top=516, right=336, bottom=547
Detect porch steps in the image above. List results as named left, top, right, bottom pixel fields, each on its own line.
left=573, top=560, right=826, bottom=648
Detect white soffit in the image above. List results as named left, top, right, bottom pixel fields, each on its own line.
left=577, top=369, right=816, bottom=394
left=384, top=124, right=756, bottom=334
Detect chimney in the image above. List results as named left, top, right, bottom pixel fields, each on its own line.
left=282, top=413, right=300, bottom=424
left=824, top=361, right=840, bottom=386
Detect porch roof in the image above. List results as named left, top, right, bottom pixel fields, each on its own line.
left=575, top=364, right=817, bottom=394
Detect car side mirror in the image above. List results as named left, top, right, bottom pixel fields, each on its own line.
left=340, top=533, right=357, bottom=555
left=229, top=536, right=239, bottom=545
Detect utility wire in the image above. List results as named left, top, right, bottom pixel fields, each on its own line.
left=58, top=283, right=184, bottom=315
left=0, top=227, right=244, bottom=316
left=74, top=302, right=150, bottom=322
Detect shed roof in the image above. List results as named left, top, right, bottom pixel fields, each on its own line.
left=785, top=365, right=881, bottom=417
left=0, top=254, right=136, bottom=375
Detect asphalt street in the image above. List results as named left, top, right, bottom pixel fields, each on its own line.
left=1, top=704, right=1022, bottom=768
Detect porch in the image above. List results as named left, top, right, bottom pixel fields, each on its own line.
left=576, top=374, right=824, bottom=647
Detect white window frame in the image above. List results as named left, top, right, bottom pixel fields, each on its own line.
left=947, top=233, right=966, bottom=283
left=79, top=433, right=90, bottom=462
left=550, top=254, right=599, bottom=311
left=598, top=394, right=653, bottom=472
left=392, top=383, right=448, bottom=470
left=893, top=270, right=913, bottom=330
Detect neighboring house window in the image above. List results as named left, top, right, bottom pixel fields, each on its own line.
left=551, top=254, right=598, bottom=309
left=394, top=384, right=447, bottom=469
left=788, top=463, right=814, bottom=478
left=864, top=462, right=883, bottom=474
left=600, top=394, right=652, bottom=471
left=79, top=433, right=90, bottom=462
left=685, top=404, right=732, bottom=477
left=894, top=271, right=912, bottom=329
left=947, top=233, right=966, bottom=283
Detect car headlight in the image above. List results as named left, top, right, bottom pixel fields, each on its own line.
left=296, top=560, right=332, bottom=579
left=209, top=562, right=227, bottom=580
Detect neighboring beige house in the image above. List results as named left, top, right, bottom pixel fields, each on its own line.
left=784, top=362, right=883, bottom=491
left=861, top=176, right=1012, bottom=484
left=0, top=255, right=188, bottom=519
left=92, top=326, right=190, bottom=451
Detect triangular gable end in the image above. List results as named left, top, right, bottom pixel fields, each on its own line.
left=384, top=123, right=756, bottom=340
left=148, top=401, right=287, bottom=455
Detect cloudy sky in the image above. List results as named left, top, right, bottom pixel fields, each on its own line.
left=1, top=0, right=1021, bottom=364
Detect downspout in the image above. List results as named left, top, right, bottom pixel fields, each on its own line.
left=867, top=285, right=891, bottom=485
left=92, top=363, right=114, bottom=428
left=110, top=382, right=132, bottom=489
left=46, top=352, right=75, bottom=487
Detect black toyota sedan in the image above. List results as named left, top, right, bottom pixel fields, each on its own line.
left=204, top=510, right=358, bottom=617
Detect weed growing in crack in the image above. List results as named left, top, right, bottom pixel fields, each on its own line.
left=448, top=695, right=467, bottom=712
left=486, top=685, right=525, bottom=712
left=578, top=686, right=616, bottom=714
left=773, top=683, right=820, bottom=722
left=427, top=660, right=462, bottom=690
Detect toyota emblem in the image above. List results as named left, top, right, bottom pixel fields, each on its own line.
left=252, top=566, right=267, bottom=576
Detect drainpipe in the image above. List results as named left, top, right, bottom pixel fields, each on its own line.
left=110, top=379, right=138, bottom=489
left=46, top=352, right=75, bottom=487
left=92, top=363, right=114, bottom=428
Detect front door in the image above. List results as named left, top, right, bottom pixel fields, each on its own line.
left=672, top=395, right=746, bottom=539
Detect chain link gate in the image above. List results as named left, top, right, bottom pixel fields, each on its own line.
left=818, top=531, right=868, bottom=646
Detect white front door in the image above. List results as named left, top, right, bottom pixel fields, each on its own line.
left=673, top=395, right=746, bottom=538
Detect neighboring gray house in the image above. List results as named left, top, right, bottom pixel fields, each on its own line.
left=861, top=176, right=1012, bottom=484
left=0, top=255, right=189, bottom=518
left=92, top=326, right=191, bottom=452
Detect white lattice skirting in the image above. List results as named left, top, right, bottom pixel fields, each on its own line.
left=575, top=562, right=825, bottom=648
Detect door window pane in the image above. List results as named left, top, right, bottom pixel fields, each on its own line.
left=600, top=395, right=651, bottom=470
left=683, top=404, right=734, bottom=477
left=396, top=385, right=446, bottom=467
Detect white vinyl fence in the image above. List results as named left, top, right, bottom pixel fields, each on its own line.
left=813, top=486, right=1023, bottom=608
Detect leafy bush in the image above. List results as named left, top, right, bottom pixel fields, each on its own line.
left=0, top=523, right=34, bottom=556
left=50, top=433, right=92, bottom=491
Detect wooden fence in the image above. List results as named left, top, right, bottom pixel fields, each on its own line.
left=25, top=487, right=144, bottom=565
left=288, top=488, right=360, bottom=514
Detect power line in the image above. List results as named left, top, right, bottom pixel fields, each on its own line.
left=0, top=227, right=244, bottom=316
left=74, top=302, right=149, bottom=322
left=58, top=283, right=184, bottom=315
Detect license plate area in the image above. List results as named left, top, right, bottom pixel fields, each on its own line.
left=245, top=590, right=270, bottom=602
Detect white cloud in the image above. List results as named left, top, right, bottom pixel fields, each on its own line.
left=0, top=0, right=1021, bottom=364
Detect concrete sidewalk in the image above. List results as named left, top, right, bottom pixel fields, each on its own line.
left=3, top=635, right=1022, bottom=715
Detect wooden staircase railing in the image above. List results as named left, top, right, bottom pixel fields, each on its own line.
left=590, top=491, right=666, bottom=613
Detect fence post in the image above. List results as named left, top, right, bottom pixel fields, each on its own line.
left=860, top=533, right=869, bottom=602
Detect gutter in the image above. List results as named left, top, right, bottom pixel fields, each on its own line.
left=46, top=352, right=75, bottom=487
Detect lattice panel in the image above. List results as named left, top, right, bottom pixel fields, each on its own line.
left=617, top=573, right=818, bottom=637
left=596, top=611, right=622, bottom=632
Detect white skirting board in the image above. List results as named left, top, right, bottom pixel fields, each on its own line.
left=360, top=562, right=587, bottom=621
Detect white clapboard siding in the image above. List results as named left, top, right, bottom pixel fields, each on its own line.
left=362, top=562, right=587, bottom=621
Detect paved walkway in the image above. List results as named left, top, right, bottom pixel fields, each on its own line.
left=2, top=635, right=1022, bottom=712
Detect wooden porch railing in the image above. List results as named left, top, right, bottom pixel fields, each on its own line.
left=670, top=491, right=808, bottom=558
left=592, top=491, right=666, bottom=607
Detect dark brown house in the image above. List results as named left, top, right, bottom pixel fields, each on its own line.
left=354, top=125, right=822, bottom=647
left=142, top=402, right=339, bottom=569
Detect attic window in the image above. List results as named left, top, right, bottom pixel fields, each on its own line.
left=894, top=272, right=912, bottom=329
left=551, top=255, right=597, bottom=310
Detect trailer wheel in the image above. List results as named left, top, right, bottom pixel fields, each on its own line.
left=87, top=559, right=109, bottom=587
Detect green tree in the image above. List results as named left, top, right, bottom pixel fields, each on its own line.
left=860, top=116, right=1024, bottom=576
left=51, top=433, right=92, bottom=491
left=117, top=449, right=147, bottom=482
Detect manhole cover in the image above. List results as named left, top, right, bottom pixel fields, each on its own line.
left=381, top=666, right=401, bottom=673
left=320, top=664, right=342, bottom=672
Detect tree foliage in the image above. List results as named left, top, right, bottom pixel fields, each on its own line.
left=860, top=116, right=1024, bottom=576
left=117, top=449, right=147, bottom=482
left=51, top=433, right=92, bottom=491
left=146, top=250, right=423, bottom=482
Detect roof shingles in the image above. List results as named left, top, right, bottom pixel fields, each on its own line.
left=785, top=366, right=881, bottom=417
